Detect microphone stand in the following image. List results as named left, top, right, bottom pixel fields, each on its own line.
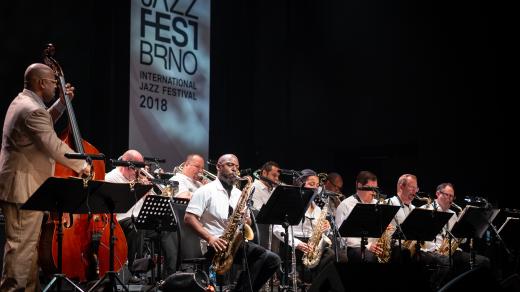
left=388, top=197, right=407, bottom=263
left=324, top=194, right=342, bottom=263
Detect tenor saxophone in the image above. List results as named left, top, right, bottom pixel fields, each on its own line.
left=211, top=176, right=255, bottom=275
left=376, top=225, right=395, bottom=263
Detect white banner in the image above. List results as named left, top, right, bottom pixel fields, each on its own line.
left=129, top=0, right=210, bottom=169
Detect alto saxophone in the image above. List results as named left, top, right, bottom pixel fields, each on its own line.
left=437, top=202, right=463, bottom=256
left=302, top=202, right=332, bottom=268
left=211, top=176, right=255, bottom=275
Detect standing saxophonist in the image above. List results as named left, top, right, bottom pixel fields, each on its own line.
left=184, top=154, right=280, bottom=292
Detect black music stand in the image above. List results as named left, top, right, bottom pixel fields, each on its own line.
left=338, top=204, right=399, bottom=262
left=256, top=185, right=315, bottom=291
left=451, top=206, right=501, bottom=268
left=86, top=181, right=150, bottom=292
left=396, top=208, right=453, bottom=260
left=134, top=194, right=177, bottom=286
left=22, top=177, right=150, bottom=292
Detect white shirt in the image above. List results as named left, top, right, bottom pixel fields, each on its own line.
left=335, top=195, right=378, bottom=248
left=420, top=200, right=457, bottom=252
left=272, top=204, right=322, bottom=248
left=387, top=195, right=415, bottom=226
left=105, top=168, right=146, bottom=222
left=251, top=179, right=272, bottom=211
left=185, top=179, right=242, bottom=239
left=170, top=172, right=202, bottom=197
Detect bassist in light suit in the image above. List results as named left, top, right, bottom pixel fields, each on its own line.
left=0, top=63, right=90, bottom=291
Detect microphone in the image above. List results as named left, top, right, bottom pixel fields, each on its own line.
left=207, top=159, right=217, bottom=166
left=110, top=159, right=147, bottom=168
left=357, top=186, right=380, bottom=192
left=144, top=156, right=166, bottom=163
left=65, top=153, right=105, bottom=161
left=280, top=169, right=301, bottom=176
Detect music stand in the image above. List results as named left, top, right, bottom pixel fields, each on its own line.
left=396, top=208, right=453, bottom=260
left=256, top=185, right=315, bottom=290
left=134, top=194, right=178, bottom=285
left=338, top=204, right=399, bottom=262
left=22, top=177, right=151, bottom=292
left=451, top=206, right=500, bottom=240
left=451, top=206, right=501, bottom=268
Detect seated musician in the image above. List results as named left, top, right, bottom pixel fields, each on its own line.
left=169, top=154, right=207, bottom=200
left=184, top=154, right=280, bottom=292
left=107, top=149, right=178, bottom=282
left=420, top=183, right=490, bottom=277
left=272, top=169, right=332, bottom=285
left=250, top=161, right=281, bottom=211
left=334, top=170, right=381, bottom=263
left=323, top=172, right=346, bottom=211
left=386, top=174, right=450, bottom=289
left=250, top=161, right=281, bottom=251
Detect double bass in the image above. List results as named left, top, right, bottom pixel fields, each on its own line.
left=38, top=44, right=128, bottom=282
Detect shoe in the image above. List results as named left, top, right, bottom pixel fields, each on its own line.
left=128, top=275, right=141, bottom=284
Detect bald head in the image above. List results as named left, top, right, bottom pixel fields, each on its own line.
left=217, top=154, right=238, bottom=165
left=121, top=149, right=144, bottom=162
left=24, top=63, right=54, bottom=90
left=216, top=154, right=239, bottom=185
left=118, top=149, right=144, bottom=181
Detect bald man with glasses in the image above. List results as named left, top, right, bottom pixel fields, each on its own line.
left=0, top=63, right=90, bottom=291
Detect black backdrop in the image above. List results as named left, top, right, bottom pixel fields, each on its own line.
left=0, top=1, right=508, bottom=207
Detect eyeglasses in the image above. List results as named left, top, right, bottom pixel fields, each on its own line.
left=439, top=191, right=456, bottom=200
left=41, top=78, right=57, bottom=84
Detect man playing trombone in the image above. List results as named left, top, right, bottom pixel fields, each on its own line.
left=250, top=161, right=281, bottom=211
left=108, top=149, right=178, bottom=282
left=170, top=154, right=209, bottom=200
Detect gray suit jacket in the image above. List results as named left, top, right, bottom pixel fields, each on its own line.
left=0, top=89, right=85, bottom=204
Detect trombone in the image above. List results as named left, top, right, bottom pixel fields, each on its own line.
left=252, top=169, right=290, bottom=187
left=139, top=167, right=176, bottom=197
left=173, top=162, right=217, bottom=183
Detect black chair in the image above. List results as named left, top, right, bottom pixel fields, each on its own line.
left=171, top=198, right=238, bottom=291
left=171, top=198, right=207, bottom=272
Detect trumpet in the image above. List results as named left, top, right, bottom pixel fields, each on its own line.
left=139, top=168, right=176, bottom=197
left=173, top=162, right=216, bottom=183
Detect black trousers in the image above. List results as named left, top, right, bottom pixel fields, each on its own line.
left=206, top=242, right=281, bottom=292
left=119, top=218, right=178, bottom=276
